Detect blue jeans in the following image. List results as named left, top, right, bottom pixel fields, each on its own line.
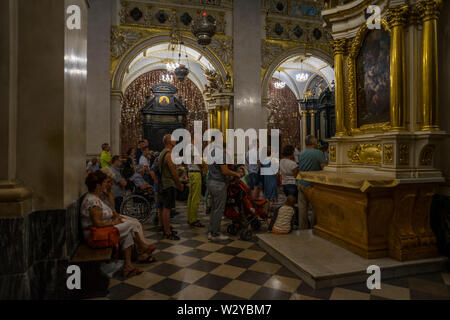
left=248, top=172, right=261, bottom=189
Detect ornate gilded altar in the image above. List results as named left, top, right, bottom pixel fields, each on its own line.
left=301, top=0, right=447, bottom=262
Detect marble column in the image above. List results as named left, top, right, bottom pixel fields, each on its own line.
left=419, top=0, right=441, bottom=131
left=0, top=0, right=89, bottom=299
left=233, top=0, right=264, bottom=130
left=300, top=111, right=308, bottom=150
left=332, top=39, right=346, bottom=136
left=110, top=91, right=123, bottom=155
left=86, top=0, right=112, bottom=157
left=0, top=0, right=32, bottom=219
left=310, top=110, right=317, bottom=138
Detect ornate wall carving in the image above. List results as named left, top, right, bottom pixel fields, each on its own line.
left=383, top=144, right=394, bottom=164
left=118, top=0, right=229, bottom=33
left=347, top=144, right=382, bottom=164
left=111, top=27, right=144, bottom=60
left=399, top=144, right=410, bottom=165
left=267, top=79, right=300, bottom=148
left=121, top=70, right=207, bottom=154
left=420, top=145, right=436, bottom=166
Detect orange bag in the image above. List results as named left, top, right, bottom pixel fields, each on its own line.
left=87, top=227, right=120, bottom=249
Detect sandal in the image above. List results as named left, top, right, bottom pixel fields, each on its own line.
left=123, top=266, right=143, bottom=278
left=189, top=221, right=205, bottom=228
left=144, top=244, right=157, bottom=254
left=137, top=253, right=157, bottom=264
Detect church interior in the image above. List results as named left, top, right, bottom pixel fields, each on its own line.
left=1, top=0, right=450, bottom=301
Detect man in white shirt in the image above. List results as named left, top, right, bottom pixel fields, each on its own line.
left=139, top=147, right=151, bottom=167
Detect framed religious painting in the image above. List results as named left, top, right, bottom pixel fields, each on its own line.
left=347, top=21, right=392, bottom=134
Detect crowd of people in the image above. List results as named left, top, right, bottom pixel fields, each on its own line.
left=82, top=134, right=328, bottom=278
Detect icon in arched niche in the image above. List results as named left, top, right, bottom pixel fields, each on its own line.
left=158, top=96, right=170, bottom=106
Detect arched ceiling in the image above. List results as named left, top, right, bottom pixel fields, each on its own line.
left=272, top=55, right=335, bottom=99
left=122, top=43, right=216, bottom=92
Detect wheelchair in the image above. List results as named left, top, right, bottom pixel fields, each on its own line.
left=120, top=183, right=156, bottom=224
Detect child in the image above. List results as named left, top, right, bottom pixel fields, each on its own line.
left=237, top=165, right=249, bottom=187
left=267, top=195, right=296, bottom=234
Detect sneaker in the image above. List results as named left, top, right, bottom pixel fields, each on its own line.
left=211, top=233, right=229, bottom=242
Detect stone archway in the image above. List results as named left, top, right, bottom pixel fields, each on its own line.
left=111, top=34, right=229, bottom=93
left=262, top=46, right=334, bottom=148
left=120, top=69, right=207, bottom=154
left=109, top=33, right=230, bottom=154
left=262, top=46, right=334, bottom=100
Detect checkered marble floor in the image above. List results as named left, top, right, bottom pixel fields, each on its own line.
left=101, top=201, right=450, bottom=301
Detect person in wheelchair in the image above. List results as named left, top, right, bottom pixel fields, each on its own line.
left=130, top=165, right=154, bottom=196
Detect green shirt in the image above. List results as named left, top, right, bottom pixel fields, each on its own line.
left=297, top=148, right=327, bottom=187
left=100, top=151, right=112, bottom=168
left=159, top=150, right=176, bottom=190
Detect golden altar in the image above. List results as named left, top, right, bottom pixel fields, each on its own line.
left=298, top=171, right=442, bottom=261
left=306, top=0, right=447, bottom=262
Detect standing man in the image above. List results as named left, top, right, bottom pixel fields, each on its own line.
left=297, top=135, right=328, bottom=229
left=100, top=143, right=112, bottom=168
left=246, top=141, right=261, bottom=198
left=207, top=144, right=243, bottom=242
left=187, top=138, right=205, bottom=228
left=158, top=135, right=184, bottom=240
left=110, top=156, right=127, bottom=213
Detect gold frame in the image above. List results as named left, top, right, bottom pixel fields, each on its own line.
left=347, top=20, right=392, bottom=135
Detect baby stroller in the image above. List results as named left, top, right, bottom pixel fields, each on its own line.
left=225, top=179, right=269, bottom=241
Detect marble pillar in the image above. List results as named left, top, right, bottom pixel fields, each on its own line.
left=86, top=0, right=112, bottom=157
left=300, top=111, right=308, bottom=150
left=110, top=91, right=123, bottom=155
left=233, top=0, right=265, bottom=131
left=310, top=110, right=317, bottom=138
left=0, top=0, right=88, bottom=299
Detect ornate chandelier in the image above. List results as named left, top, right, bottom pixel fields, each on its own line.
left=191, top=12, right=217, bottom=46
left=166, top=62, right=179, bottom=72
left=274, top=70, right=286, bottom=89
left=174, top=64, right=190, bottom=82
left=296, top=57, right=309, bottom=83
left=161, top=73, right=174, bottom=83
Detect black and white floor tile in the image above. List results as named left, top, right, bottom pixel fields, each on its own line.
left=97, top=201, right=450, bottom=300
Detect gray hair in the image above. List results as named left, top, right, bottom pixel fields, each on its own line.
left=135, top=165, right=145, bottom=173
left=305, top=135, right=317, bottom=147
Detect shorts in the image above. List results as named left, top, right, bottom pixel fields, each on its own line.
left=159, top=187, right=176, bottom=210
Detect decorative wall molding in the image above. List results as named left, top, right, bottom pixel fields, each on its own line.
left=118, top=0, right=229, bottom=33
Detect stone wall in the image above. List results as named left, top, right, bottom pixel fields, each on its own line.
left=0, top=201, right=81, bottom=300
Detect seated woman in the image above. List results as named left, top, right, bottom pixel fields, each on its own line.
left=100, top=167, right=156, bottom=263
left=81, top=171, right=153, bottom=278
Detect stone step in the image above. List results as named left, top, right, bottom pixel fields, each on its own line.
left=257, top=230, right=448, bottom=289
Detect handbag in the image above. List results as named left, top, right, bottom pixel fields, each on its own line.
left=87, top=226, right=120, bottom=249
